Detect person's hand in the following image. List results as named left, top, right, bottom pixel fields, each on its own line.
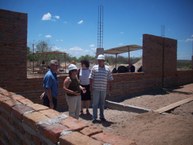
left=82, top=87, right=86, bottom=94
left=74, top=91, right=81, bottom=96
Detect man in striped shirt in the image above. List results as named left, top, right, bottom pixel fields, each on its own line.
left=89, top=54, right=113, bottom=123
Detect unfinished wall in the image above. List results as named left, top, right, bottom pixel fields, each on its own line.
left=0, top=9, right=67, bottom=111
left=0, top=88, right=136, bottom=145
left=0, top=9, right=193, bottom=110
left=0, top=9, right=27, bottom=84
left=1, top=8, right=193, bottom=145
left=143, top=34, right=177, bottom=87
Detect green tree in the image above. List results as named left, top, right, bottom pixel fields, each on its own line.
left=78, top=55, right=95, bottom=62
left=36, top=41, right=50, bottom=52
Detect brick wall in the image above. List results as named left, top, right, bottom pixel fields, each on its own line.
left=0, top=9, right=27, bottom=83
left=0, top=9, right=193, bottom=144
left=177, top=70, right=193, bottom=85
left=0, top=9, right=193, bottom=111
left=143, top=34, right=178, bottom=87
left=0, top=87, right=136, bottom=145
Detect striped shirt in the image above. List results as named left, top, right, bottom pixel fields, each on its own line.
left=89, top=65, right=113, bottom=91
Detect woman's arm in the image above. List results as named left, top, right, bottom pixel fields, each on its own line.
left=63, top=77, right=80, bottom=96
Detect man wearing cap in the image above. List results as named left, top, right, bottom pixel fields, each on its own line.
left=43, top=59, right=59, bottom=110
left=89, top=54, right=113, bottom=123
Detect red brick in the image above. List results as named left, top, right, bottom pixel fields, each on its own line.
left=11, top=103, right=34, bottom=120
left=17, top=98, right=34, bottom=105
left=27, top=103, right=48, bottom=111
left=91, top=132, right=137, bottom=145
left=23, top=111, right=49, bottom=130
left=38, top=123, right=69, bottom=143
left=80, top=124, right=103, bottom=136
left=10, top=94, right=26, bottom=102
left=39, top=109, right=60, bottom=118
left=11, top=117, right=25, bottom=134
left=0, top=94, right=10, bottom=102
left=60, top=116, right=88, bottom=131
left=1, top=99, right=20, bottom=113
left=0, top=87, right=13, bottom=96
left=59, top=131, right=102, bottom=145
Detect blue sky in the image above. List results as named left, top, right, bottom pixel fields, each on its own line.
left=0, top=0, right=193, bottom=59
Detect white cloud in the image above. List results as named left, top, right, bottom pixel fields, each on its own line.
left=41, top=12, right=60, bottom=21
left=89, top=44, right=95, bottom=48
left=48, top=45, right=96, bottom=58
left=42, top=12, right=52, bottom=21
left=66, top=46, right=95, bottom=57
left=185, top=35, right=193, bottom=42
left=77, top=20, right=84, bottom=24
left=185, top=38, right=192, bottom=42
left=54, top=15, right=60, bottom=20
left=45, top=35, right=52, bottom=38
left=52, top=46, right=64, bottom=51
left=69, top=46, right=83, bottom=51
left=56, top=39, right=64, bottom=42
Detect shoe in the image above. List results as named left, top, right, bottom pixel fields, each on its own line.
left=100, top=118, right=107, bottom=122
left=86, top=109, right=90, bottom=115
left=92, top=119, right=98, bottom=124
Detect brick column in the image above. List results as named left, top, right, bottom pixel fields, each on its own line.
left=0, top=9, right=27, bottom=83
left=143, top=34, right=177, bottom=88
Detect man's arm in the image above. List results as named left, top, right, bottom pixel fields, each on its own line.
left=89, top=78, right=93, bottom=92
left=45, top=88, right=54, bottom=109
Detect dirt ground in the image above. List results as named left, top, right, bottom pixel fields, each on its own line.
left=79, top=83, right=193, bottom=145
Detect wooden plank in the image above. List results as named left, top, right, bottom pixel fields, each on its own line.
left=154, top=96, right=193, bottom=113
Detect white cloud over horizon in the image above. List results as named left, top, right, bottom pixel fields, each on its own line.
left=45, top=35, right=52, bottom=38
left=42, top=12, right=52, bottom=20
left=54, top=15, right=60, bottom=19
left=185, top=37, right=193, bottom=42
left=89, top=44, right=95, bottom=48
left=51, top=45, right=95, bottom=58
left=42, top=12, right=60, bottom=21
left=77, top=20, right=84, bottom=24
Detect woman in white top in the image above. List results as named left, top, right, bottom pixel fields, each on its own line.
left=78, top=60, right=91, bottom=114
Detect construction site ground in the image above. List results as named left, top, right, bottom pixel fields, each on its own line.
left=78, top=83, right=193, bottom=145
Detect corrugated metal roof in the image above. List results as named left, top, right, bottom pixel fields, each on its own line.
left=104, top=44, right=142, bottom=54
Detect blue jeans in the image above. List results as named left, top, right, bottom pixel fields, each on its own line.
left=92, top=89, right=106, bottom=120
left=43, top=95, right=57, bottom=110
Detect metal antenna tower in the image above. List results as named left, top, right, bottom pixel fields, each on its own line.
left=96, top=5, right=104, bottom=56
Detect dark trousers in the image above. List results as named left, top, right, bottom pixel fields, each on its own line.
left=43, top=95, right=57, bottom=110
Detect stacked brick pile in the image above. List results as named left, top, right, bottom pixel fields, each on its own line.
left=0, top=87, right=136, bottom=145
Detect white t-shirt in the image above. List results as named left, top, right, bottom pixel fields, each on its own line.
left=79, top=68, right=91, bottom=85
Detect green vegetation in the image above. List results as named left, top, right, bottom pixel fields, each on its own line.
left=177, top=60, right=192, bottom=70
left=27, top=40, right=192, bottom=70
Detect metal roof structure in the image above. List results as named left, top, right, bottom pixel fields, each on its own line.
left=104, top=44, right=142, bottom=69
left=104, top=44, right=142, bottom=55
